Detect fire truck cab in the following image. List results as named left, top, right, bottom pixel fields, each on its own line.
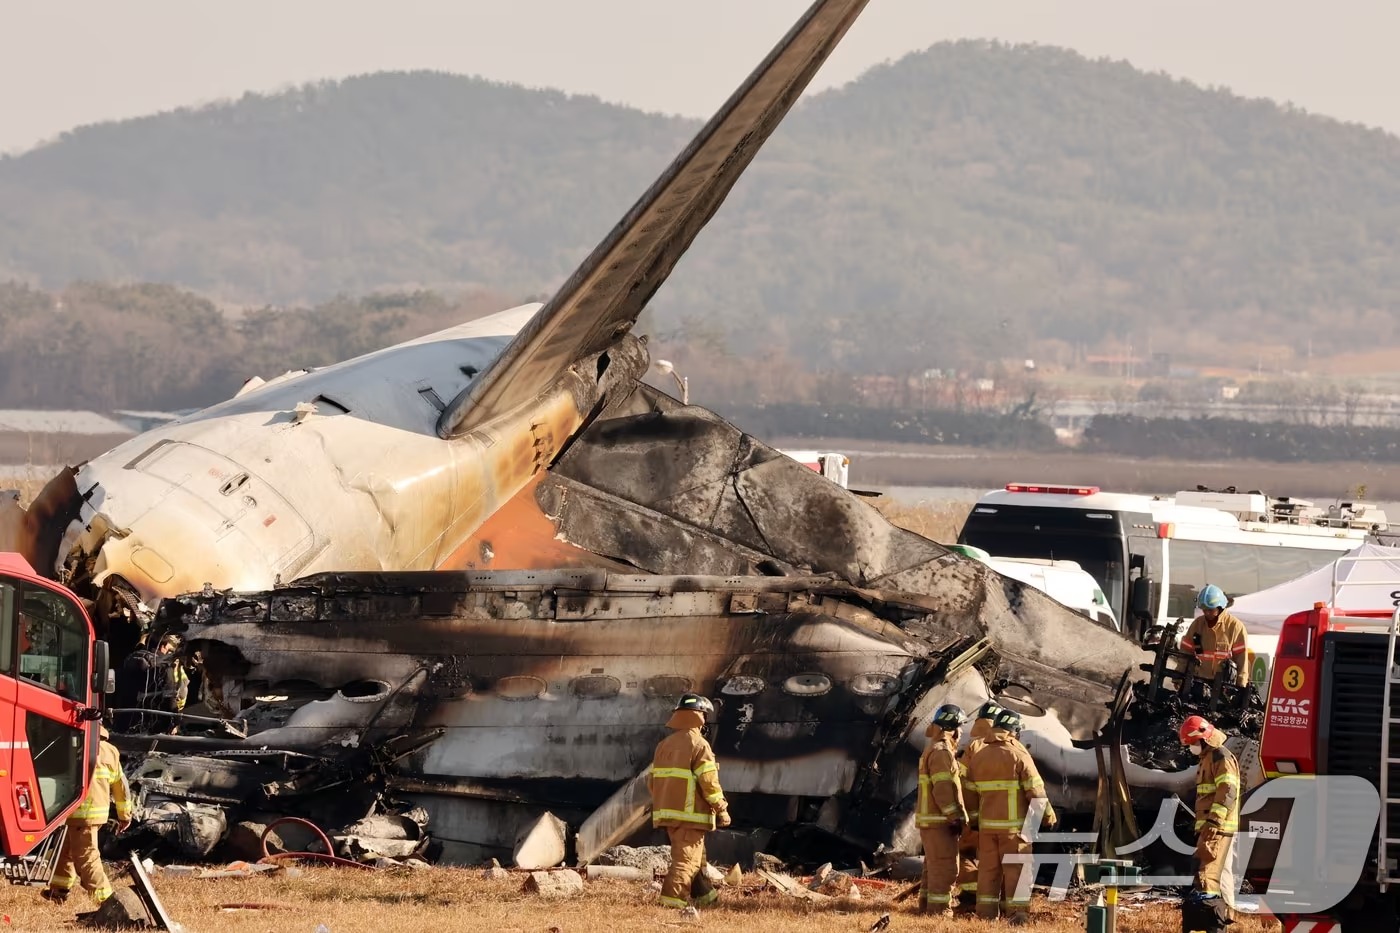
left=0, top=553, right=106, bottom=857
left=1255, top=582, right=1400, bottom=929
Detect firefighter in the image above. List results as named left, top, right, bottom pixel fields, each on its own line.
left=648, top=694, right=730, bottom=911
left=114, top=633, right=188, bottom=734
left=956, top=699, right=1004, bottom=902
left=916, top=704, right=968, bottom=917
left=1179, top=584, right=1249, bottom=687
left=43, top=725, right=130, bottom=905
left=1180, top=715, right=1240, bottom=899
left=965, top=707, right=1056, bottom=925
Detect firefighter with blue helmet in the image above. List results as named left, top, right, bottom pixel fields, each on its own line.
left=916, top=703, right=968, bottom=916
left=1180, top=584, right=1250, bottom=687
left=649, top=693, right=729, bottom=910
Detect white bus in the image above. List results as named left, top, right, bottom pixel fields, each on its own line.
left=957, top=483, right=1390, bottom=686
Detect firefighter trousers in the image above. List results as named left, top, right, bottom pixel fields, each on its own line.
left=976, top=831, right=1032, bottom=920
left=919, top=825, right=964, bottom=914
left=48, top=824, right=112, bottom=903
left=1194, top=827, right=1233, bottom=897
left=660, top=826, right=716, bottom=909
left=956, top=826, right=978, bottom=900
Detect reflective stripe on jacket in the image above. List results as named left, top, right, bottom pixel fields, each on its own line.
left=917, top=728, right=966, bottom=827
left=965, top=731, right=1055, bottom=833
left=649, top=710, right=727, bottom=830
left=1194, top=743, right=1240, bottom=833
left=1180, top=610, right=1249, bottom=686
left=69, top=740, right=130, bottom=825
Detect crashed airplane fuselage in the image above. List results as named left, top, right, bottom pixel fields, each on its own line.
left=0, top=0, right=1198, bottom=864
left=122, top=391, right=1182, bottom=864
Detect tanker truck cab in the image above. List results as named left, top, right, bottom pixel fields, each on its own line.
left=958, top=484, right=1378, bottom=689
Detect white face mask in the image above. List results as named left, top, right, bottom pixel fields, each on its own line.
left=1188, top=742, right=1205, bottom=756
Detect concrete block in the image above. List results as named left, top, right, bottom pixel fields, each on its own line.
left=513, top=811, right=568, bottom=870
left=522, top=869, right=585, bottom=898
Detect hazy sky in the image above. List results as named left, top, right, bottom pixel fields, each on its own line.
left=4, top=1, right=1398, bottom=155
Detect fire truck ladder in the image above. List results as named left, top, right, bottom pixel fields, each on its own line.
left=1383, top=603, right=1400, bottom=889
left=1356, top=550, right=1400, bottom=889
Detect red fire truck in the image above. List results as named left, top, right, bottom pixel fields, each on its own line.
left=1255, top=592, right=1400, bottom=930
left=0, top=552, right=106, bottom=857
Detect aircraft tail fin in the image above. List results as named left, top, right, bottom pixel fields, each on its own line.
left=437, top=0, right=869, bottom=438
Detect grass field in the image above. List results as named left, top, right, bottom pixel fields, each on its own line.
left=0, top=867, right=1282, bottom=933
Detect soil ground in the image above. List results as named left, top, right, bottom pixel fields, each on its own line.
left=0, top=867, right=1283, bottom=933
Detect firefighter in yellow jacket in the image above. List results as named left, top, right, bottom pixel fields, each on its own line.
left=916, top=704, right=968, bottom=916
left=955, top=700, right=1002, bottom=902
left=649, top=694, right=729, bottom=910
left=1179, top=584, right=1250, bottom=687
left=965, top=707, right=1056, bottom=925
left=43, top=725, right=130, bottom=905
left=1180, top=715, right=1240, bottom=897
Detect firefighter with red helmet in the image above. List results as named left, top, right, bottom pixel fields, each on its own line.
left=1180, top=715, right=1240, bottom=898
left=916, top=703, right=968, bottom=916
left=649, top=694, right=729, bottom=910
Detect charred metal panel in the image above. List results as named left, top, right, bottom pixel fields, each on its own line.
left=536, top=476, right=798, bottom=577
left=550, top=405, right=951, bottom=585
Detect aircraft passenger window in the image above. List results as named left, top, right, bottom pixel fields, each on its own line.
left=17, top=586, right=88, bottom=700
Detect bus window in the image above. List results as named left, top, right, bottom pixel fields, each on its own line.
left=1258, top=547, right=1336, bottom=590
left=1165, top=540, right=1350, bottom=618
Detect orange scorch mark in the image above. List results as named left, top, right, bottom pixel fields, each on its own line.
left=439, top=474, right=622, bottom=572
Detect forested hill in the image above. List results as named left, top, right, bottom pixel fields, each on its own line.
left=4, top=41, right=1400, bottom=373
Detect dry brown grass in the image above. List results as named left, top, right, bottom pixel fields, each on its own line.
left=869, top=498, right=970, bottom=544
left=0, top=867, right=1282, bottom=933
left=0, top=474, right=45, bottom=507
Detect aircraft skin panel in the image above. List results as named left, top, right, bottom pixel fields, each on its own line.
left=64, top=349, right=629, bottom=602
left=439, top=0, right=871, bottom=437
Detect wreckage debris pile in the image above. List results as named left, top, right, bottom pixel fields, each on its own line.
left=1120, top=681, right=1265, bottom=771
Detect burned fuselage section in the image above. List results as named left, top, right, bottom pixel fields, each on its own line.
left=136, top=569, right=992, bottom=862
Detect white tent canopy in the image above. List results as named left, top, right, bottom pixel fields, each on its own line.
left=1229, top=542, right=1400, bottom=637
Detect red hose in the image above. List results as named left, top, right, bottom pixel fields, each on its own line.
left=258, top=816, right=375, bottom=871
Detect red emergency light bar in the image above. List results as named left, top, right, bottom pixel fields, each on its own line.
left=1004, top=483, right=1100, bottom=496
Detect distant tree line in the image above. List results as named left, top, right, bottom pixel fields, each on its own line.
left=4, top=43, right=1400, bottom=374
left=1082, top=415, right=1400, bottom=463
left=720, top=403, right=1057, bottom=449
left=0, top=281, right=513, bottom=410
